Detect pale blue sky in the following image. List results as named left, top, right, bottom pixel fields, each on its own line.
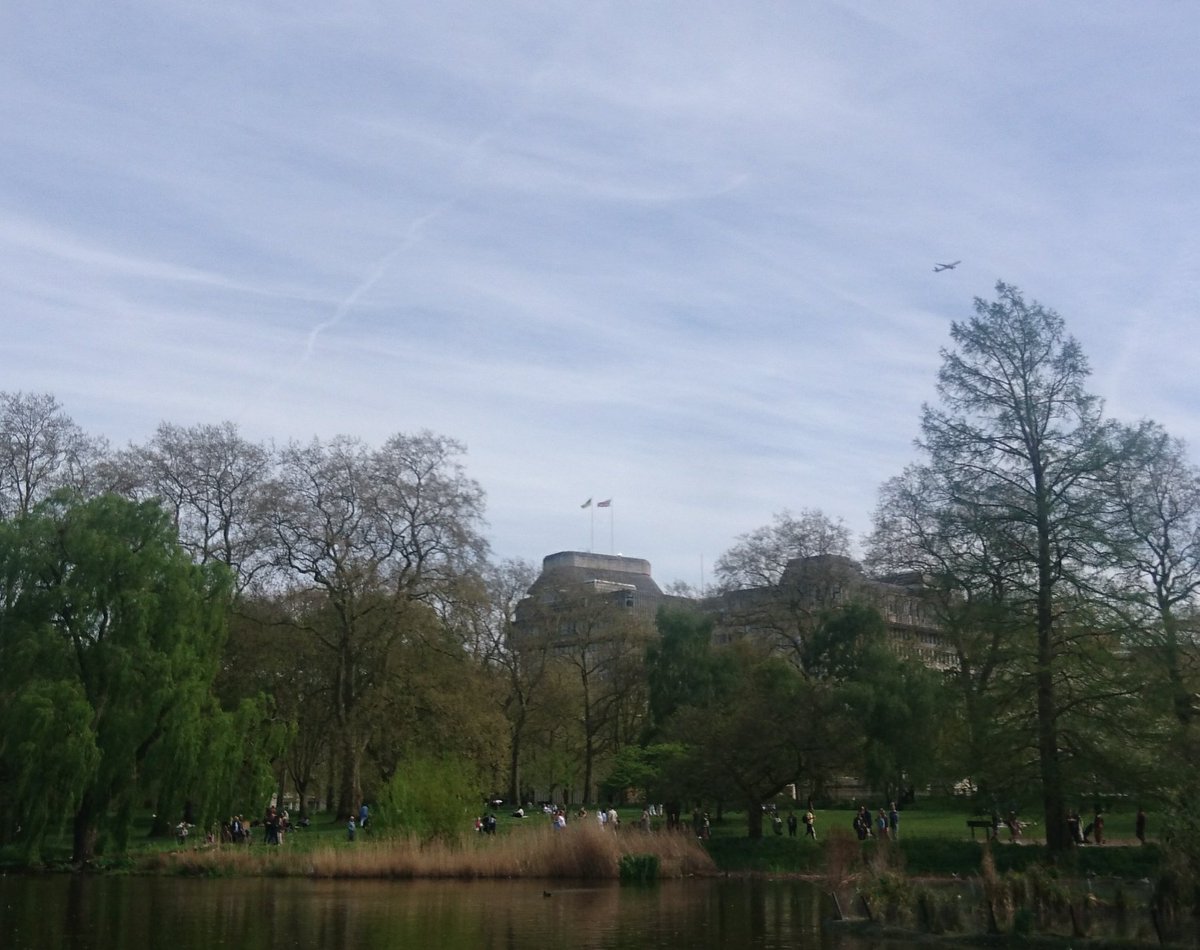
left=3, top=2, right=1198, bottom=588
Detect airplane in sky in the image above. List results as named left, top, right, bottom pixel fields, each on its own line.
left=933, top=260, right=961, bottom=272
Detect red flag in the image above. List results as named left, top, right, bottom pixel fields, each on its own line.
left=597, top=499, right=612, bottom=508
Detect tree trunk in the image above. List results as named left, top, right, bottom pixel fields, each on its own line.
left=337, top=742, right=362, bottom=819
left=275, top=768, right=287, bottom=815
left=295, top=778, right=309, bottom=820
left=1036, top=470, right=1068, bottom=855
left=746, top=801, right=764, bottom=838
left=582, top=733, right=594, bottom=807
left=508, top=733, right=522, bottom=805
left=72, top=792, right=99, bottom=864
left=1036, top=655, right=1066, bottom=853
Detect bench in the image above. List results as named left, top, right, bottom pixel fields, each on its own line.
left=967, top=818, right=997, bottom=840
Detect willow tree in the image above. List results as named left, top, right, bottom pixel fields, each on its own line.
left=909, top=282, right=1137, bottom=852
left=0, top=493, right=235, bottom=862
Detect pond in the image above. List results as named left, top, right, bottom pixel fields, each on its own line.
left=0, top=875, right=904, bottom=950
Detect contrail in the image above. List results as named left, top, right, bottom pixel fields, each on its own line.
left=297, top=200, right=454, bottom=365
left=290, top=11, right=589, bottom=371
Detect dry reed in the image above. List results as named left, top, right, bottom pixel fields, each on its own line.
left=142, top=824, right=716, bottom=881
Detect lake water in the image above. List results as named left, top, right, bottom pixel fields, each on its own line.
left=0, top=875, right=898, bottom=949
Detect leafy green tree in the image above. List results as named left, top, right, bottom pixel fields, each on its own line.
left=604, top=742, right=688, bottom=806
left=0, top=493, right=235, bottom=861
left=868, top=464, right=1024, bottom=799
left=376, top=754, right=485, bottom=841
left=645, top=606, right=730, bottom=737
left=666, top=641, right=854, bottom=837
left=369, top=606, right=509, bottom=795
left=803, top=604, right=947, bottom=801
left=216, top=599, right=330, bottom=821
left=902, top=282, right=1140, bottom=851
left=595, top=608, right=726, bottom=810
left=554, top=596, right=655, bottom=802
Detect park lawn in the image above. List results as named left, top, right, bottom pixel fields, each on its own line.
left=697, top=802, right=1160, bottom=877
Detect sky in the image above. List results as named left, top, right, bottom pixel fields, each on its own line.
left=3, top=2, right=1200, bottom=590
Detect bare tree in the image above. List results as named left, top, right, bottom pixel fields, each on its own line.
left=714, top=508, right=851, bottom=592
left=535, top=590, right=655, bottom=802
left=1106, top=425, right=1200, bottom=725
left=266, top=432, right=487, bottom=815
left=0, top=391, right=107, bottom=518
left=712, top=509, right=855, bottom=665
left=115, top=421, right=274, bottom=592
left=463, top=559, right=558, bottom=802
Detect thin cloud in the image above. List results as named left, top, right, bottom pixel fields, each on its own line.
left=2, top=2, right=1199, bottom=586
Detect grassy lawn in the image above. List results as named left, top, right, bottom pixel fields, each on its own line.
left=694, top=800, right=1162, bottom=877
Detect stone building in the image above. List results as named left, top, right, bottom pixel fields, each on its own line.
left=709, top=553, right=956, bottom=670
left=517, top=550, right=953, bottom=670
left=511, top=549, right=953, bottom=805
left=511, top=552, right=687, bottom=806
left=515, top=551, right=685, bottom=630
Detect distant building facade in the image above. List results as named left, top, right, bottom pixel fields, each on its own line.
left=515, top=551, right=686, bottom=631
left=512, top=549, right=953, bottom=806
left=518, top=550, right=953, bottom=670
left=708, top=554, right=956, bottom=670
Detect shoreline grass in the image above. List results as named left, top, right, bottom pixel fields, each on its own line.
left=3, top=801, right=1161, bottom=881
left=137, top=823, right=717, bottom=881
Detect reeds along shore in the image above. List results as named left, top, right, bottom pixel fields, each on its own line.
left=141, top=824, right=717, bottom=880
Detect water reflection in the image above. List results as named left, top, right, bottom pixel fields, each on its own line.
left=1, top=874, right=890, bottom=950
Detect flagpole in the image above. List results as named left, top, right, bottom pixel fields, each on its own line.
left=596, top=499, right=613, bottom=553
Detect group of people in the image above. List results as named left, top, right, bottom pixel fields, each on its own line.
left=261, top=805, right=292, bottom=845
left=474, top=813, right=499, bottom=834
left=770, top=808, right=817, bottom=839
left=852, top=803, right=900, bottom=841
left=1067, top=809, right=1105, bottom=845
left=217, top=805, right=312, bottom=845
left=223, top=815, right=251, bottom=843
left=483, top=803, right=642, bottom=832
left=346, top=803, right=369, bottom=841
